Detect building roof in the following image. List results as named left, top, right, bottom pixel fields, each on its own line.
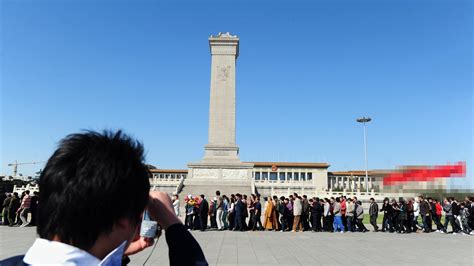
left=329, top=170, right=387, bottom=176
left=249, top=162, right=330, bottom=168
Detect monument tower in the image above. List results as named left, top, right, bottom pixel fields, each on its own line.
left=186, top=33, right=253, bottom=196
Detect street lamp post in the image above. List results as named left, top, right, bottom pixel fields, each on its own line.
left=356, top=117, right=372, bottom=194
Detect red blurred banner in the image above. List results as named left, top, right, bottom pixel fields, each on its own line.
left=383, top=162, right=466, bottom=186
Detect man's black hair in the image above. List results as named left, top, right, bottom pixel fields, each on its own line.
left=216, top=191, right=220, bottom=196
left=37, top=130, right=150, bottom=251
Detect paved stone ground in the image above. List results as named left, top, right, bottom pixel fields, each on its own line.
left=1, top=226, right=473, bottom=265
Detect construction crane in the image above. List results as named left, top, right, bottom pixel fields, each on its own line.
left=7, top=160, right=45, bottom=176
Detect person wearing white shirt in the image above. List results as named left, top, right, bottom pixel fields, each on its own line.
left=173, top=194, right=181, bottom=217
left=413, top=197, right=420, bottom=230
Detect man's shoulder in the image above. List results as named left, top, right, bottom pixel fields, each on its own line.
left=0, top=255, right=27, bottom=266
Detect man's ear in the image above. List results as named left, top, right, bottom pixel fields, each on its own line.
left=114, top=217, right=140, bottom=241
left=115, top=217, right=131, bottom=230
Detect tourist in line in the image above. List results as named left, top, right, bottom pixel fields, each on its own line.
left=242, top=195, right=249, bottom=230
left=215, top=191, right=224, bottom=230
left=184, top=195, right=194, bottom=230
left=209, top=198, right=217, bottom=229
left=248, top=194, right=256, bottom=230
left=419, top=196, right=432, bottom=233
left=465, top=197, right=474, bottom=230
left=273, top=196, right=281, bottom=230
left=433, top=199, right=443, bottom=232
left=263, top=197, right=276, bottom=231
left=355, top=200, right=368, bottom=232
left=233, top=194, right=244, bottom=231
left=322, top=198, right=330, bottom=232
left=287, top=195, right=294, bottom=230
left=340, top=196, right=347, bottom=232
left=222, top=195, right=229, bottom=230
left=199, top=194, right=209, bottom=231
left=350, top=197, right=358, bottom=231
left=396, top=199, right=408, bottom=233
left=8, top=192, right=20, bottom=227
left=406, top=198, right=415, bottom=233
left=427, top=198, right=435, bottom=230
left=310, top=197, right=322, bottom=232
left=292, top=194, right=303, bottom=232
left=369, top=197, right=379, bottom=232
left=329, top=197, right=336, bottom=231
left=2, top=193, right=12, bottom=226
left=412, top=197, right=421, bottom=231
left=302, top=195, right=310, bottom=231
left=228, top=195, right=236, bottom=230
left=277, top=197, right=285, bottom=231
left=390, top=199, right=400, bottom=232
left=380, top=198, right=393, bottom=232
left=458, top=202, right=472, bottom=235
left=278, top=196, right=287, bottom=231
left=193, top=196, right=201, bottom=230
left=29, top=191, right=39, bottom=226
left=18, top=190, right=31, bottom=227
left=332, top=197, right=344, bottom=233
left=346, top=198, right=355, bottom=232
left=252, top=195, right=263, bottom=231
left=452, top=198, right=461, bottom=232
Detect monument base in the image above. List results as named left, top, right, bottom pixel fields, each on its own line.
left=184, top=162, right=254, bottom=197
left=180, top=178, right=253, bottom=199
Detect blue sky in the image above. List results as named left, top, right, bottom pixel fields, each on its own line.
left=1, top=0, right=472, bottom=189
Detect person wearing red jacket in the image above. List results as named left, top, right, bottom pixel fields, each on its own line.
left=340, top=197, right=347, bottom=231
left=435, top=199, right=443, bottom=231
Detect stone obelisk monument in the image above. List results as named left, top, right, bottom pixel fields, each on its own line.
left=186, top=32, right=253, bottom=196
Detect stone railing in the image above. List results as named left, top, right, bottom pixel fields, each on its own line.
left=254, top=179, right=315, bottom=187
left=175, top=176, right=186, bottom=195
left=150, top=178, right=181, bottom=191
left=13, top=184, right=39, bottom=194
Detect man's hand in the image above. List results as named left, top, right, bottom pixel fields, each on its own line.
left=124, top=237, right=154, bottom=256
left=148, top=191, right=181, bottom=230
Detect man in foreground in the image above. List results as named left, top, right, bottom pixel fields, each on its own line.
left=2, top=130, right=207, bottom=266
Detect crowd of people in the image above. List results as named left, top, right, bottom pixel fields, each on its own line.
left=1, top=190, right=39, bottom=227
left=178, top=191, right=474, bottom=235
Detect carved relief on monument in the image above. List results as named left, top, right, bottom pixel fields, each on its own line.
left=193, top=168, right=219, bottom=179
left=217, top=65, right=231, bottom=81
left=222, top=169, right=249, bottom=179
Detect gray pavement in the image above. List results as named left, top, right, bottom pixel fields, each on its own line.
left=1, top=226, right=473, bottom=265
